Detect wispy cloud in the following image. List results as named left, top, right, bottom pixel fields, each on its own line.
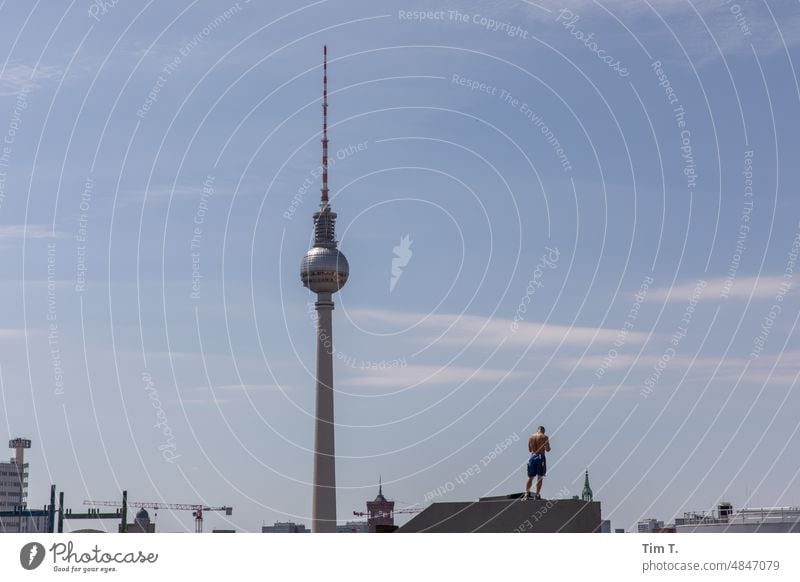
left=542, top=0, right=696, bottom=12
left=124, top=185, right=199, bottom=199
left=175, top=383, right=288, bottom=405
left=712, top=351, right=800, bottom=385
left=0, top=328, right=27, bottom=339
left=510, top=0, right=800, bottom=60
left=351, top=308, right=648, bottom=348
left=560, top=352, right=724, bottom=372
left=121, top=184, right=234, bottom=205
left=645, top=277, right=790, bottom=302
left=137, top=351, right=202, bottom=361
left=168, top=397, right=235, bottom=406
left=0, top=63, right=62, bottom=96
left=562, top=350, right=800, bottom=387
left=342, top=364, right=519, bottom=389
left=545, top=383, right=642, bottom=400
left=0, top=224, right=66, bottom=240
left=202, top=383, right=287, bottom=392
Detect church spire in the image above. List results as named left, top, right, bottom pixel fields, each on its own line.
left=582, top=470, right=593, bottom=502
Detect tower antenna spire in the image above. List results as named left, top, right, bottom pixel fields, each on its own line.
left=321, top=45, right=329, bottom=205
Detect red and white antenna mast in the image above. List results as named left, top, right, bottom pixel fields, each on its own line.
left=321, top=45, right=329, bottom=205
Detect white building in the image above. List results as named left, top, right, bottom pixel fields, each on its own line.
left=0, top=438, right=43, bottom=533
left=675, top=502, right=800, bottom=533
left=262, top=521, right=308, bottom=533
left=0, top=459, right=26, bottom=531
left=637, top=518, right=664, bottom=533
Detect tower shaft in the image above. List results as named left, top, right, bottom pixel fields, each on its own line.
left=312, top=292, right=336, bottom=532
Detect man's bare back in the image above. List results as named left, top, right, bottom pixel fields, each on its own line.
left=528, top=433, right=550, bottom=455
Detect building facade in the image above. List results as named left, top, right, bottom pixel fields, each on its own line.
left=637, top=518, right=664, bottom=533
left=0, top=459, right=26, bottom=531
left=262, top=522, right=308, bottom=533
left=0, top=438, right=40, bottom=533
left=336, top=521, right=368, bottom=533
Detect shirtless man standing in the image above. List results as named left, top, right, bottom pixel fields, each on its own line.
left=524, top=426, right=551, bottom=500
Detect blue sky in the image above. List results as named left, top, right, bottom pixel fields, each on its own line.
left=1, top=0, right=800, bottom=532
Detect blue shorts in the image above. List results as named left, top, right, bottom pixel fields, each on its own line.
left=527, top=454, right=546, bottom=478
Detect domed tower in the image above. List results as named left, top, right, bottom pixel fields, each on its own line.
left=300, top=45, right=349, bottom=533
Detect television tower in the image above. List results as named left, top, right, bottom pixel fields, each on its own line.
left=300, top=45, right=349, bottom=533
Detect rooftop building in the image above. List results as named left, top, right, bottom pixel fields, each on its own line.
left=637, top=518, right=664, bottom=533
left=336, top=521, right=368, bottom=533
left=675, top=502, right=800, bottom=533
left=0, top=438, right=45, bottom=533
left=119, top=508, right=156, bottom=533
left=262, top=521, right=308, bottom=533
left=400, top=493, right=601, bottom=533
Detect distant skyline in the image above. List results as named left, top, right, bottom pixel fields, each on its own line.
left=0, top=0, right=799, bottom=532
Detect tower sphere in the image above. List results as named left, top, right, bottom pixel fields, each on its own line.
left=301, top=245, right=349, bottom=293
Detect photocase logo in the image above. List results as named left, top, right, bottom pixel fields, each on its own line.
left=390, top=234, right=413, bottom=292
left=19, top=542, right=46, bottom=570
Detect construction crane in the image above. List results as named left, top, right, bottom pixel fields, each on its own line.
left=84, top=492, right=232, bottom=533
left=353, top=480, right=425, bottom=531
left=353, top=506, right=423, bottom=519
